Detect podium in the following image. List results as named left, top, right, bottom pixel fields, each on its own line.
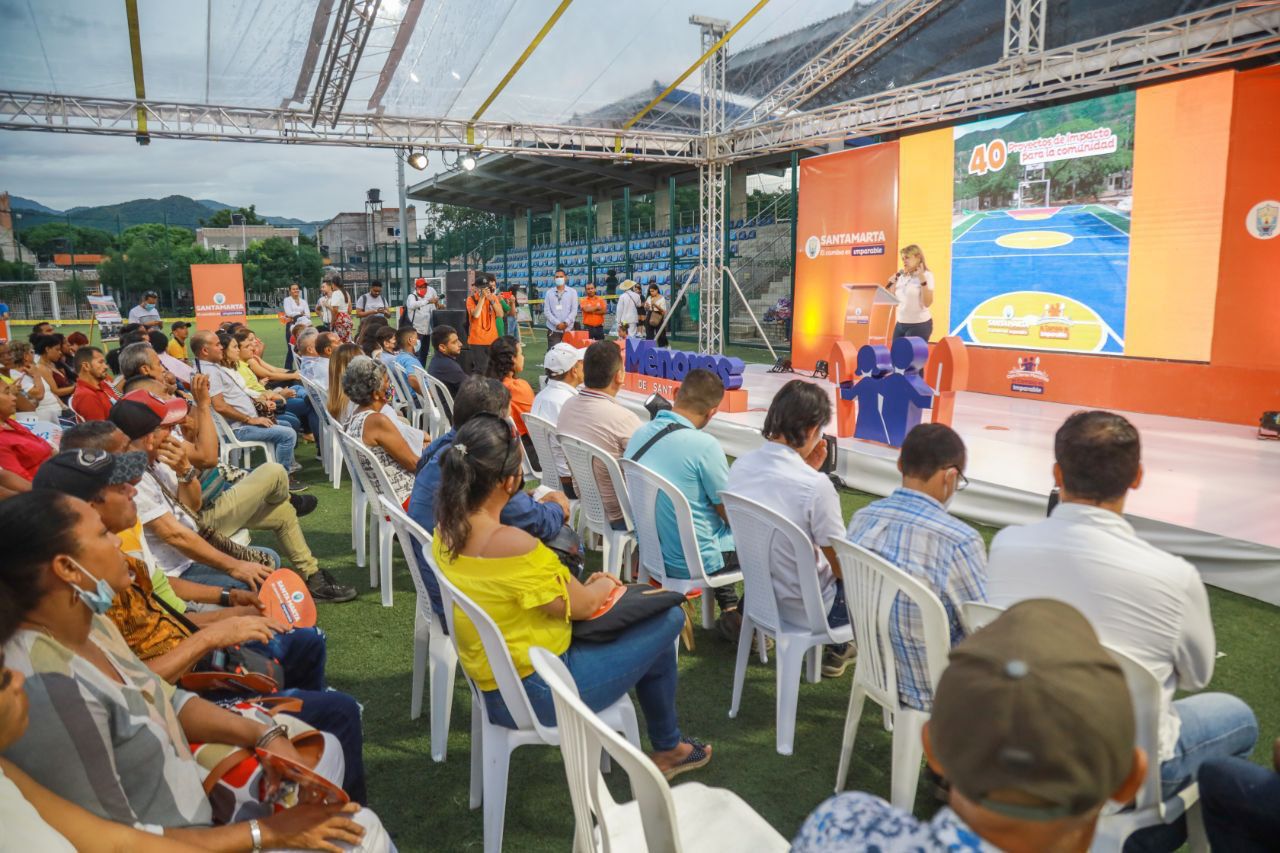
left=842, top=283, right=899, bottom=349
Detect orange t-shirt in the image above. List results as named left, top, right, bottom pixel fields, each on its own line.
left=503, top=376, right=535, bottom=435
left=466, top=294, right=500, bottom=346
left=580, top=295, right=606, bottom=327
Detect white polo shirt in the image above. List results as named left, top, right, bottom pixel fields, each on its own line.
left=891, top=269, right=935, bottom=325
left=202, top=362, right=257, bottom=420
left=135, top=465, right=196, bottom=577
left=530, top=379, right=579, bottom=479
left=986, top=502, right=1215, bottom=760
left=724, top=441, right=846, bottom=628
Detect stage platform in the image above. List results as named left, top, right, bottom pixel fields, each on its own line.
left=616, top=363, right=1280, bottom=606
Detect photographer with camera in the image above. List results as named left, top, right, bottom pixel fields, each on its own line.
left=466, top=276, right=503, bottom=375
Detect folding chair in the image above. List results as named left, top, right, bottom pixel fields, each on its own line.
left=334, top=429, right=401, bottom=607
left=210, top=411, right=272, bottom=469
left=558, top=433, right=636, bottom=579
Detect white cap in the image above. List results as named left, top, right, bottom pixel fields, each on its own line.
left=543, top=342, right=585, bottom=375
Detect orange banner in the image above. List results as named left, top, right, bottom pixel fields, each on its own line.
left=190, top=264, right=247, bottom=331
left=793, top=143, right=900, bottom=370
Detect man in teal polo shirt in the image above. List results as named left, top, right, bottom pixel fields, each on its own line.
left=623, top=367, right=741, bottom=637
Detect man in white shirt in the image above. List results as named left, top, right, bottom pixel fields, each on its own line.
left=614, top=278, right=643, bottom=338
left=404, top=277, right=439, bottom=364
left=987, top=410, right=1257, bottom=804
left=126, top=290, right=163, bottom=329
left=543, top=269, right=579, bottom=346
left=725, top=379, right=851, bottom=672
left=281, top=282, right=311, bottom=370
left=353, top=281, right=391, bottom=331
left=190, top=330, right=303, bottom=491
left=530, top=343, right=583, bottom=495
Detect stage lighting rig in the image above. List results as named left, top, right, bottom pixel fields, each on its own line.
left=407, top=150, right=428, bottom=170
left=461, top=153, right=477, bottom=171
left=812, top=360, right=829, bottom=380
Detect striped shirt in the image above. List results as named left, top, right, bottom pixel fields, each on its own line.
left=2, top=615, right=211, bottom=828
left=845, top=488, right=988, bottom=711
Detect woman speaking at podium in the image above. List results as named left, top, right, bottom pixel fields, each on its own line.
left=887, top=244, right=935, bottom=341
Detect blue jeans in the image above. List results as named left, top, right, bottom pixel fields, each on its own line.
left=235, top=422, right=297, bottom=470
left=483, top=607, right=686, bottom=751
left=1160, top=692, right=1257, bottom=798
left=282, top=394, right=314, bottom=436
left=246, top=626, right=327, bottom=693
left=180, top=547, right=281, bottom=591
left=1198, top=756, right=1280, bottom=852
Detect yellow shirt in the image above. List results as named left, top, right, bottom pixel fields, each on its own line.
left=236, top=361, right=267, bottom=394
left=432, top=537, right=571, bottom=691
left=118, top=521, right=186, bottom=612
left=167, top=339, right=187, bottom=359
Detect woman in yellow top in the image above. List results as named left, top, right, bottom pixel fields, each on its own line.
left=432, top=415, right=710, bottom=779
left=230, top=328, right=314, bottom=438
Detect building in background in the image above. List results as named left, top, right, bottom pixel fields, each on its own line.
left=318, top=206, right=417, bottom=261
left=0, top=192, right=37, bottom=266
left=196, top=224, right=300, bottom=258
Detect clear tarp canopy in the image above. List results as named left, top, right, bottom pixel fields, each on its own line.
left=0, top=0, right=1223, bottom=131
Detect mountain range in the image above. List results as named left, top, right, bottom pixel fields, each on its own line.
left=6, top=194, right=324, bottom=235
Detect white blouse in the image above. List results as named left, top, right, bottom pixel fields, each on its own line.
left=892, top=268, right=935, bottom=325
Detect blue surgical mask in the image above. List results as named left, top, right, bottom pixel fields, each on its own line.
left=68, top=557, right=115, bottom=615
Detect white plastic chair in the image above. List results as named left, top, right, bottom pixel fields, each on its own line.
left=522, top=412, right=570, bottom=494
left=1091, top=647, right=1207, bottom=852
left=327, top=418, right=370, bottom=564
left=721, top=492, right=854, bottom=755
left=558, top=433, right=636, bottom=580
left=830, top=537, right=951, bottom=813
left=210, top=411, right=272, bottom=469
left=621, top=459, right=743, bottom=629
left=529, top=647, right=789, bottom=853
left=424, top=372, right=455, bottom=426
left=386, top=362, right=424, bottom=429
left=409, top=364, right=447, bottom=440
left=334, top=428, right=400, bottom=607
left=429, top=565, right=641, bottom=853
left=961, top=600, right=1004, bottom=632
left=297, top=376, right=333, bottom=477
left=378, top=496, right=458, bottom=762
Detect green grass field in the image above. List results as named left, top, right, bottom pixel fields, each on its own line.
left=33, top=317, right=1278, bottom=850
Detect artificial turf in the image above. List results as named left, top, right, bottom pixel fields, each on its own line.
left=47, top=316, right=1279, bottom=851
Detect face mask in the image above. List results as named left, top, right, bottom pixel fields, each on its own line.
left=67, top=557, right=115, bottom=615
left=555, top=278, right=565, bottom=287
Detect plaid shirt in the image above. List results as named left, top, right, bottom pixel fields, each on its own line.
left=846, top=488, right=988, bottom=711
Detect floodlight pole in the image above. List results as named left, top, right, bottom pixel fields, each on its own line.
left=396, top=150, right=411, bottom=300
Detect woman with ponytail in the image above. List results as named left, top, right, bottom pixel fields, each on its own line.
left=432, top=415, right=711, bottom=780
left=483, top=336, right=539, bottom=470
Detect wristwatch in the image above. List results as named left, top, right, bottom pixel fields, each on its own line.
left=219, top=588, right=231, bottom=608
left=177, top=466, right=198, bottom=484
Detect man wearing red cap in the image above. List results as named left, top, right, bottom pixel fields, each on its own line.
left=404, top=277, right=439, bottom=365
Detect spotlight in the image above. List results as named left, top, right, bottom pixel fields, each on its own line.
left=812, top=359, right=829, bottom=380
left=461, top=154, right=477, bottom=171
left=644, top=392, right=672, bottom=421
left=407, top=150, right=428, bottom=170
left=768, top=356, right=793, bottom=374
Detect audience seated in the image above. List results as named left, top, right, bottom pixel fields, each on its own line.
left=119, top=340, right=178, bottom=396
left=432, top=414, right=710, bottom=779
left=724, top=379, right=850, bottom=672
left=530, top=342, right=584, bottom=496
left=191, top=330, right=303, bottom=489
left=10, top=339, right=65, bottom=423
left=341, top=356, right=423, bottom=506
left=624, top=367, right=740, bottom=631
left=1198, top=734, right=1280, bottom=851
left=426, top=324, right=466, bottom=406
left=326, top=343, right=364, bottom=424
left=0, top=491, right=392, bottom=850
left=155, top=328, right=194, bottom=386
left=556, top=340, right=641, bottom=526
left=70, top=345, right=120, bottom=420
left=32, top=333, right=75, bottom=405
left=0, top=339, right=38, bottom=414
left=845, top=422, right=987, bottom=694
left=301, top=331, right=338, bottom=392
left=108, top=389, right=356, bottom=602
left=793, top=599, right=1146, bottom=852
left=226, top=330, right=309, bottom=439
left=409, top=376, right=572, bottom=617
left=384, top=328, right=424, bottom=394
left=986, top=410, right=1257, bottom=810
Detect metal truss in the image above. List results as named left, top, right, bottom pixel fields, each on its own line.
left=0, top=92, right=703, bottom=163
left=310, top=0, right=383, bottom=127
left=1004, top=0, right=1046, bottom=57
left=731, top=0, right=950, bottom=128
left=728, top=1, right=1280, bottom=158
left=696, top=16, right=729, bottom=354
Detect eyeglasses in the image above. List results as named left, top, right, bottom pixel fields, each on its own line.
left=951, top=467, right=970, bottom=492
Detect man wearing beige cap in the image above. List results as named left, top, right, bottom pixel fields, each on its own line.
left=614, top=278, right=643, bottom=338
left=793, top=599, right=1147, bottom=852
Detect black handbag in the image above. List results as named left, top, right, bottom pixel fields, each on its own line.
left=572, top=584, right=688, bottom=643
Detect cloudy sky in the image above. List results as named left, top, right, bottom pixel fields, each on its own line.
left=0, top=0, right=857, bottom=219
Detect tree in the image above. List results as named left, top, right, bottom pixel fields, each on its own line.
left=199, top=205, right=267, bottom=227
left=117, top=223, right=195, bottom=250
left=18, top=222, right=115, bottom=257
left=0, top=247, right=36, bottom=281
left=242, top=237, right=323, bottom=294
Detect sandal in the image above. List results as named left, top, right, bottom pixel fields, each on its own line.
left=661, top=737, right=712, bottom=781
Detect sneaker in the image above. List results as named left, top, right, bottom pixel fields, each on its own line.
left=288, top=476, right=309, bottom=493
left=715, top=608, right=743, bottom=642
left=821, top=643, right=858, bottom=678
left=306, top=569, right=357, bottom=603
left=289, top=493, right=318, bottom=517
left=288, top=462, right=303, bottom=474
